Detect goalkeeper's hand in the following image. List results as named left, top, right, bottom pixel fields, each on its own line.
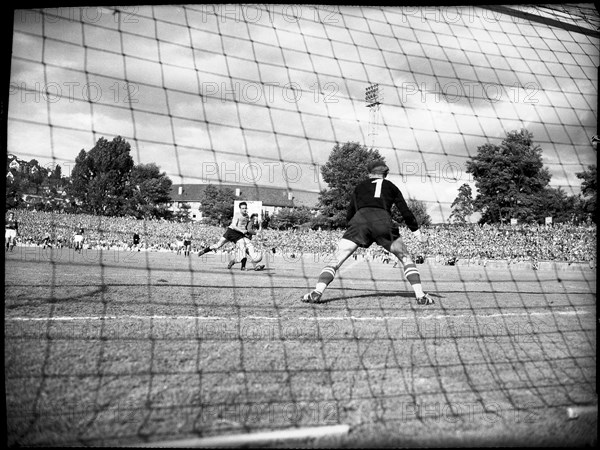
left=412, top=229, right=428, bottom=244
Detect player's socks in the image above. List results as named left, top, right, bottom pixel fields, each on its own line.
left=240, top=257, right=247, bottom=270
left=315, top=266, right=336, bottom=294
left=403, top=263, right=425, bottom=298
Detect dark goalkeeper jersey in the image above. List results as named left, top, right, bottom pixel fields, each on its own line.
left=346, top=177, right=419, bottom=232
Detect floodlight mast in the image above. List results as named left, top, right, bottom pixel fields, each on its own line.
left=365, top=84, right=382, bottom=148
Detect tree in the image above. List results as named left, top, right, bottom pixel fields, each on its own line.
left=129, top=163, right=173, bottom=218
left=66, top=149, right=90, bottom=212
left=261, top=210, right=272, bottom=229
left=199, top=185, right=236, bottom=225
left=270, top=206, right=314, bottom=230
left=67, top=136, right=135, bottom=216
left=316, top=188, right=348, bottom=228
left=5, top=156, right=58, bottom=209
left=466, top=129, right=553, bottom=224
left=28, top=159, right=44, bottom=186
left=533, top=186, right=578, bottom=223
left=318, top=142, right=385, bottom=228
left=576, top=165, right=597, bottom=222
left=392, top=198, right=432, bottom=227
left=51, top=164, right=62, bottom=180
left=173, top=202, right=192, bottom=222
left=5, top=175, right=24, bottom=209
left=449, top=184, right=475, bottom=224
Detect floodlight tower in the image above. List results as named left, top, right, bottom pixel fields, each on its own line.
left=365, top=83, right=382, bottom=148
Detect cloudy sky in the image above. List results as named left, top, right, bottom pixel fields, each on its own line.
left=8, top=4, right=598, bottom=222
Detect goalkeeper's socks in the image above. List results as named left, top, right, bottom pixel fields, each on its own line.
left=315, top=266, right=337, bottom=294
left=198, top=246, right=211, bottom=256
left=403, top=263, right=424, bottom=297
left=241, top=257, right=247, bottom=269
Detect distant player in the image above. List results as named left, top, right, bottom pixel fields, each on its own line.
left=198, top=202, right=264, bottom=272
left=227, top=213, right=265, bottom=271
left=133, top=231, right=141, bottom=251
left=73, top=222, right=84, bottom=253
left=5, top=212, right=19, bottom=252
left=183, top=229, right=192, bottom=257
left=42, top=230, right=52, bottom=249
left=175, top=236, right=184, bottom=255
left=302, top=161, right=434, bottom=305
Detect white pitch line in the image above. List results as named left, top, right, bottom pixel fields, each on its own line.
left=5, top=310, right=591, bottom=323
left=134, top=424, right=350, bottom=448
left=566, top=405, right=598, bottom=420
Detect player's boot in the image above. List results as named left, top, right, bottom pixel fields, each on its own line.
left=227, top=260, right=236, bottom=269
left=302, top=290, right=322, bottom=303
left=416, top=293, right=435, bottom=305
left=254, top=265, right=265, bottom=271
left=198, top=246, right=212, bottom=257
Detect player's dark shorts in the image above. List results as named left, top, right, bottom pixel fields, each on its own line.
left=223, top=227, right=245, bottom=244
left=183, top=240, right=191, bottom=246
left=342, top=207, right=401, bottom=252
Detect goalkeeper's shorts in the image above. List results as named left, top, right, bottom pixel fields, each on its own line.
left=342, top=207, right=400, bottom=252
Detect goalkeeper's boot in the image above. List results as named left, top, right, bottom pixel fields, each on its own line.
left=302, top=290, right=322, bottom=303
left=416, top=293, right=435, bottom=305
left=227, top=260, right=236, bottom=269
left=254, top=265, right=265, bottom=271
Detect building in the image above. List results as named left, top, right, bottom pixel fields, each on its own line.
left=169, top=183, right=319, bottom=221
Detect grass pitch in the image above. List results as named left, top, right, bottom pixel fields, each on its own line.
left=4, top=247, right=597, bottom=447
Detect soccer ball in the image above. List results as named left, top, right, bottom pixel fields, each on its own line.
left=243, top=240, right=263, bottom=263
left=248, top=249, right=263, bottom=263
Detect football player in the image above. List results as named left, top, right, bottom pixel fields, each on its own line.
left=73, top=222, right=84, bottom=253
left=199, top=203, right=265, bottom=271
left=5, top=212, right=19, bottom=252
left=228, top=213, right=264, bottom=271
left=183, top=229, right=192, bottom=257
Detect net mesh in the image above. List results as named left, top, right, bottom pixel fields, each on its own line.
left=6, top=4, right=597, bottom=447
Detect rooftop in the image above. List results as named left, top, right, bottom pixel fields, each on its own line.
left=170, top=183, right=319, bottom=208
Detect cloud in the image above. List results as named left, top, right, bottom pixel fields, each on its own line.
left=8, top=4, right=598, bottom=223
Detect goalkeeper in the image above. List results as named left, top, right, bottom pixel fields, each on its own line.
left=302, top=160, right=434, bottom=305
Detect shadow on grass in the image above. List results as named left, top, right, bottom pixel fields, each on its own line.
left=312, top=291, right=446, bottom=304
left=6, top=284, right=110, bottom=305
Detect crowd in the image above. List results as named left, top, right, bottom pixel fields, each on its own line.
left=5, top=210, right=597, bottom=266
left=423, top=223, right=596, bottom=266
left=4, top=210, right=217, bottom=253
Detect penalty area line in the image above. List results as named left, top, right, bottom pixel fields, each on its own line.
left=5, top=310, right=592, bottom=323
